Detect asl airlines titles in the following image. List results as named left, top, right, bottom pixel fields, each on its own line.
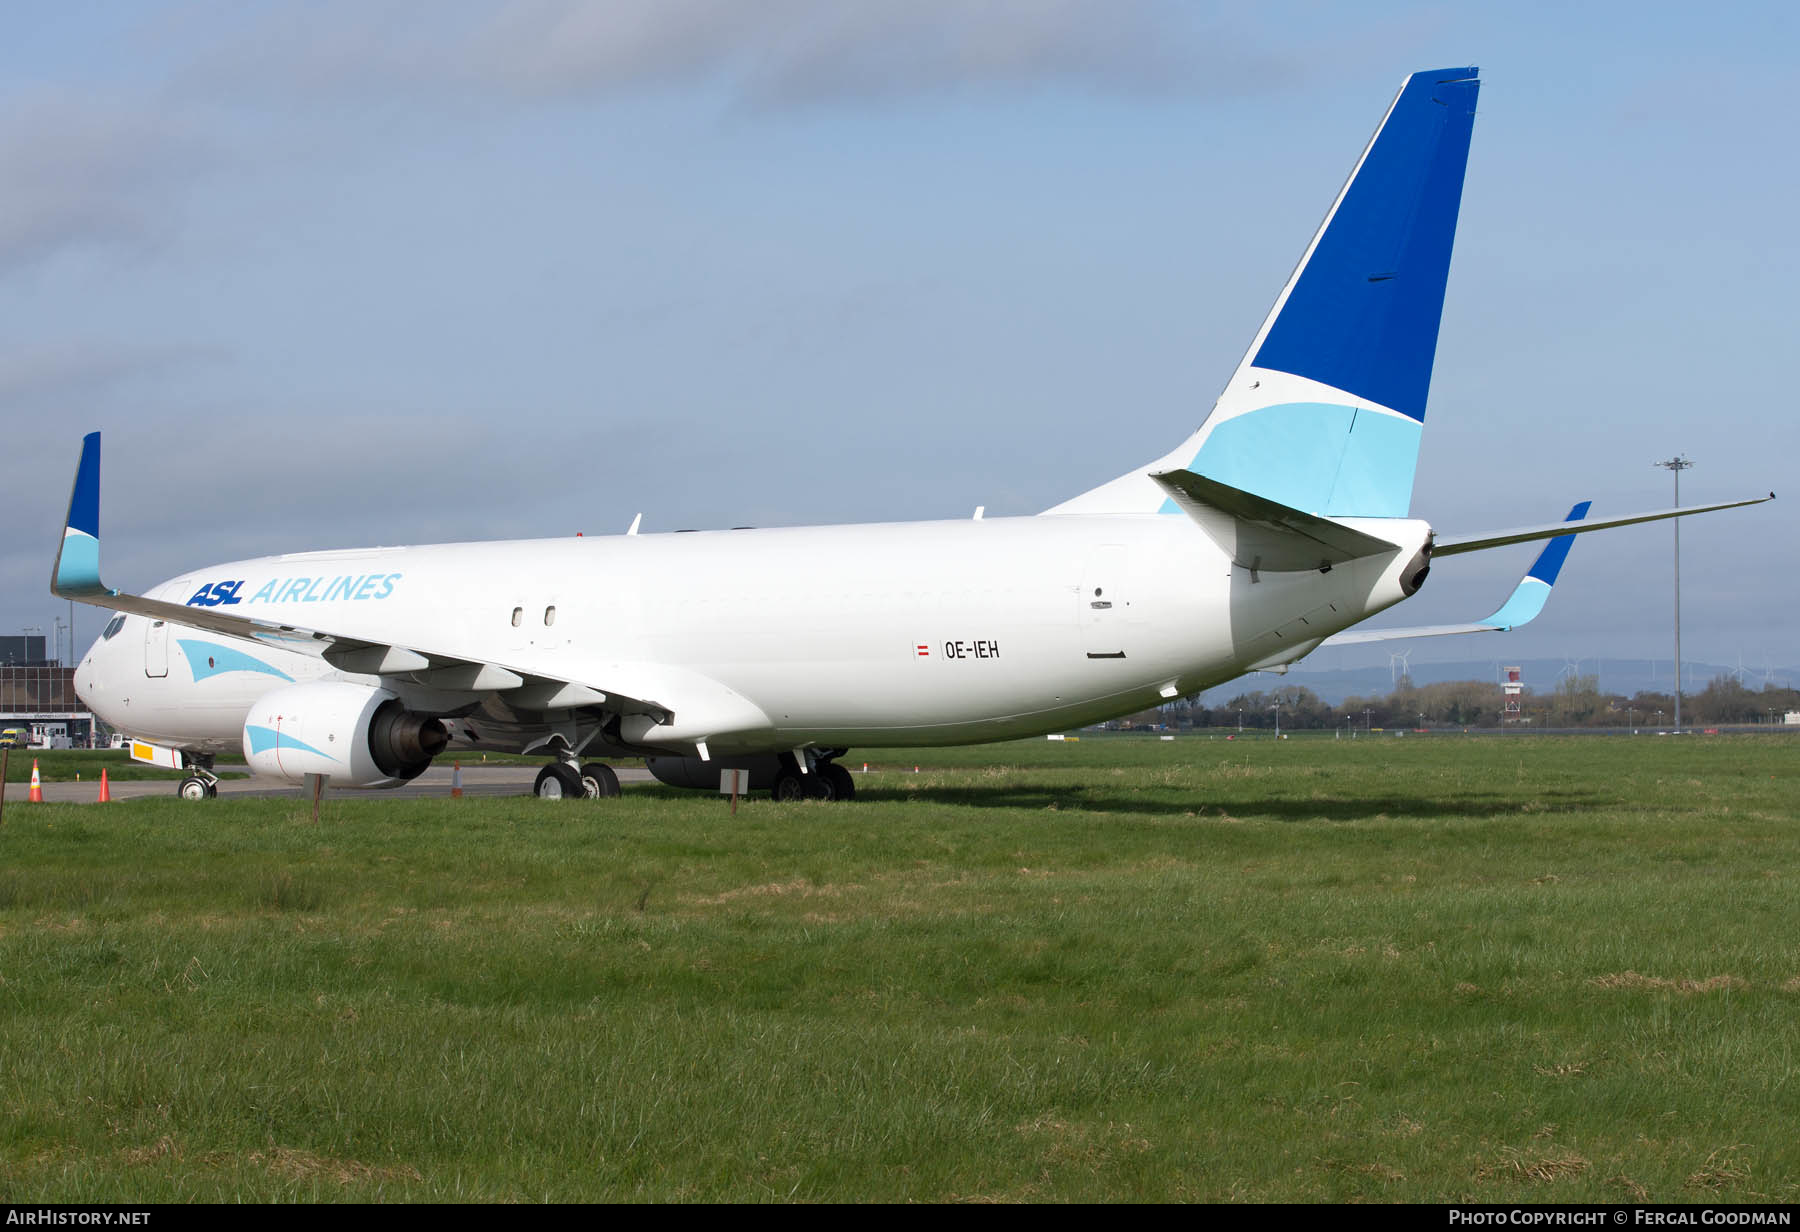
left=186, top=573, right=404, bottom=608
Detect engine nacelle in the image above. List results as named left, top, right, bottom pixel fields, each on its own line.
left=646, top=754, right=784, bottom=791
left=243, top=681, right=448, bottom=788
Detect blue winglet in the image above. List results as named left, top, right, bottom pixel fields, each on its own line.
left=1480, top=501, right=1589, bottom=629
left=52, top=432, right=115, bottom=599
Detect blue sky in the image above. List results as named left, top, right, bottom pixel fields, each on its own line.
left=4, top=1, right=1795, bottom=681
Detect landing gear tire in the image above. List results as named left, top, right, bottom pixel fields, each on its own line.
left=178, top=776, right=212, bottom=801
left=534, top=763, right=583, bottom=800
left=772, top=769, right=830, bottom=802
left=820, top=763, right=855, bottom=802
left=581, top=762, right=621, bottom=799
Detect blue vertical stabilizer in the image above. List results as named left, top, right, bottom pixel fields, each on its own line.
left=1253, top=67, right=1479, bottom=424
left=1046, top=68, right=1481, bottom=520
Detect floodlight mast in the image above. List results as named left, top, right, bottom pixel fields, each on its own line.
left=1654, top=455, right=1694, bottom=732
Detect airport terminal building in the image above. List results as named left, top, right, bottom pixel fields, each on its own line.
left=1, top=635, right=95, bottom=748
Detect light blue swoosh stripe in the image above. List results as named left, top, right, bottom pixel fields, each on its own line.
left=179, top=639, right=295, bottom=683
left=244, top=725, right=336, bottom=762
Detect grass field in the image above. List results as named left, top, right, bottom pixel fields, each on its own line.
left=1, top=734, right=1796, bottom=1201
left=1, top=748, right=620, bottom=784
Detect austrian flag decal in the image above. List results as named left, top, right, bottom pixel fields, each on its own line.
left=915, top=643, right=930, bottom=657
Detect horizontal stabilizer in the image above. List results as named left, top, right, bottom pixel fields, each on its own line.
left=1325, top=501, right=1590, bottom=646
left=1434, top=493, right=1774, bottom=556
left=1150, top=468, right=1399, bottom=572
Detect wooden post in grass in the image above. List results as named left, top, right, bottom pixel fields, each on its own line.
left=720, top=767, right=746, bottom=816
left=1, top=746, right=8, bottom=827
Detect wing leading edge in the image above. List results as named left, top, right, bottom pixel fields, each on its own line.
left=1433, top=494, right=1773, bottom=556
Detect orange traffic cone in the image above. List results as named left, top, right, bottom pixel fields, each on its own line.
left=28, top=759, right=43, bottom=803
left=451, top=761, right=463, bottom=798
left=98, top=768, right=112, bottom=803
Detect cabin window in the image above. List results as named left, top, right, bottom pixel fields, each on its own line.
left=544, top=605, right=557, bottom=626
left=510, top=607, right=522, bottom=627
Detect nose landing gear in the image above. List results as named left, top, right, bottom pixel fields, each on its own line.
left=176, top=755, right=219, bottom=800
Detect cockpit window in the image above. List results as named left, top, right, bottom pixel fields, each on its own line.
left=102, top=615, right=127, bottom=640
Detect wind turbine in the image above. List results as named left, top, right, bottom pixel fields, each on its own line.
left=1731, top=653, right=1751, bottom=686
left=1389, top=650, right=1413, bottom=689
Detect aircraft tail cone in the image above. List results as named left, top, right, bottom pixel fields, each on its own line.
left=451, top=761, right=463, bottom=798
left=98, top=768, right=111, bottom=803
left=29, top=760, right=43, bottom=803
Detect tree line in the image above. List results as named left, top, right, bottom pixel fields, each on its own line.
left=1139, top=673, right=1800, bottom=731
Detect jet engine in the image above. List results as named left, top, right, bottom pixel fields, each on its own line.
left=243, top=681, right=448, bottom=787
left=646, top=754, right=783, bottom=791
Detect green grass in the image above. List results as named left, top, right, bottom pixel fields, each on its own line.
left=2, top=748, right=636, bottom=783
left=1, top=735, right=1796, bottom=1201
left=1, top=750, right=249, bottom=784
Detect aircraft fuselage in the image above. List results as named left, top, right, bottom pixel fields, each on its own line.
left=77, top=514, right=1430, bottom=757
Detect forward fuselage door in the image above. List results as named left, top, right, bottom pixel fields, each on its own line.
left=144, top=618, right=168, bottom=678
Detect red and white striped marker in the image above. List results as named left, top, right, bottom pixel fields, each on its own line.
left=29, top=759, right=43, bottom=803
left=451, top=761, right=464, bottom=798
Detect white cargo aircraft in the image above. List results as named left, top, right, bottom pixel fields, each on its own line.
left=55, top=67, right=1771, bottom=802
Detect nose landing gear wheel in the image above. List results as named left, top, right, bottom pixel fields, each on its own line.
left=178, top=776, right=214, bottom=801
left=534, top=763, right=584, bottom=799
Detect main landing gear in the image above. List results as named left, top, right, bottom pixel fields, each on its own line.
left=533, top=759, right=622, bottom=800
left=770, top=752, right=856, bottom=802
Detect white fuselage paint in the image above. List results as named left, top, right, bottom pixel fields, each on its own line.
left=76, top=513, right=1430, bottom=758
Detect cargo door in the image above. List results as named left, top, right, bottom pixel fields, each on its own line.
left=1078, top=544, right=1130, bottom=660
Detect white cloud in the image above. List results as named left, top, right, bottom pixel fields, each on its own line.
left=181, top=0, right=1292, bottom=107
left=0, top=340, right=225, bottom=408
left=0, top=93, right=217, bottom=273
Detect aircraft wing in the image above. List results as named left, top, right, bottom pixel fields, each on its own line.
left=1433, top=493, right=1773, bottom=556
left=52, top=432, right=672, bottom=721
left=1323, top=501, right=1590, bottom=646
